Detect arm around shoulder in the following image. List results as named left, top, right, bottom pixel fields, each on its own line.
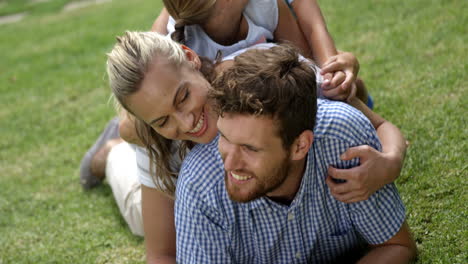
left=347, top=172, right=416, bottom=263
left=326, top=97, right=407, bottom=203
left=348, top=97, right=407, bottom=185
left=358, top=221, right=417, bottom=264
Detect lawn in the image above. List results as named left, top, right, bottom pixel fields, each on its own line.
left=0, top=0, right=466, bottom=263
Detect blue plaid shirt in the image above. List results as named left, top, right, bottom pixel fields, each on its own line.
left=175, top=99, right=406, bottom=263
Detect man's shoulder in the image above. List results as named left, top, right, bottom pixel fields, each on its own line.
left=177, top=136, right=226, bottom=200
left=314, top=99, right=377, bottom=145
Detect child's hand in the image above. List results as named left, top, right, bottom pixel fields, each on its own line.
left=320, top=71, right=349, bottom=100
left=320, top=51, right=359, bottom=100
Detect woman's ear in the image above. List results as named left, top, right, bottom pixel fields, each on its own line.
left=181, top=45, right=201, bottom=70
left=290, top=130, right=313, bottom=161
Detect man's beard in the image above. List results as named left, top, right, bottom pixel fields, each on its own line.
left=225, top=157, right=291, bottom=203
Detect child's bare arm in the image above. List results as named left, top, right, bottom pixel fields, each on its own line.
left=291, top=0, right=359, bottom=92
left=274, top=0, right=312, bottom=58
left=290, top=0, right=337, bottom=65
left=151, top=8, right=170, bottom=34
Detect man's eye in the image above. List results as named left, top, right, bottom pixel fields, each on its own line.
left=244, top=145, right=258, bottom=152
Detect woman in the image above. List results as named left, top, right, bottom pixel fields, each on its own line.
left=106, top=31, right=406, bottom=263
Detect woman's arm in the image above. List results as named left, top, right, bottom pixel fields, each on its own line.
left=118, top=109, right=144, bottom=147
left=151, top=8, right=170, bottom=34
left=326, top=97, right=407, bottom=203
left=348, top=97, right=407, bottom=159
left=141, top=185, right=176, bottom=264
left=358, top=221, right=417, bottom=263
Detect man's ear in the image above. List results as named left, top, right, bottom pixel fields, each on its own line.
left=181, top=45, right=201, bottom=70
left=290, top=130, right=313, bottom=161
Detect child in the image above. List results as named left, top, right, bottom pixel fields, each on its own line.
left=153, top=0, right=368, bottom=103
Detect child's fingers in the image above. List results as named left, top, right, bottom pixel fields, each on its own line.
left=340, top=72, right=354, bottom=92
left=321, top=72, right=333, bottom=89
left=321, top=86, right=348, bottom=101
left=320, top=61, right=341, bottom=75
left=323, top=72, right=333, bottom=81
left=321, top=55, right=337, bottom=68
left=346, top=83, right=357, bottom=102
left=329, top=71, right=346, bottom=88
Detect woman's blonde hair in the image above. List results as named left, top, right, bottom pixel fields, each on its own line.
left=163, top=0, right=217, bottom=44
left=107, top=31, right=187, bottom=103
left=106, top=31, right=217, bottom=195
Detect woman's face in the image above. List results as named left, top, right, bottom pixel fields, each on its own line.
left=125, top=52, right=219, bottom=144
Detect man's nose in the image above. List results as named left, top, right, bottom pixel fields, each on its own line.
left=222, top=145, right=243, bottom=172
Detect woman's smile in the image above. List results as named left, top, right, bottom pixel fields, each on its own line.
left=187, top=109, right=207, bottom=137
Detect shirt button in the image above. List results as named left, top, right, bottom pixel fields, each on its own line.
left=288, top=213, right=294, bottom=221
left=295, top=252, right=301, bottom=259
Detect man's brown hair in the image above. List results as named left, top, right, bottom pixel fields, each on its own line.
left=210, top=44, right=318, bottom=149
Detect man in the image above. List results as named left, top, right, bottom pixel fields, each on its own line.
left=175, top=45, right=416, bottom=263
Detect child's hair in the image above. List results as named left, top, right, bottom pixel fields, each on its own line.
left=210, top=44, right=318, bottom=149
left=107, top=31, right=217, bottom=195
left=162, top=0, right=216, bottom=44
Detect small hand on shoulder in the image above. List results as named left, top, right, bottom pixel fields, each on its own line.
left=320, top=51, right=360, bottom=101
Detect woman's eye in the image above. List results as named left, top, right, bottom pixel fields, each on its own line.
left=180, top=89, right=190, bottom=103
left=157, top=117, right=168, bottom=128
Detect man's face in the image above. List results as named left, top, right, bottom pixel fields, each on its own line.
left=217, top=113, right=292, bottom=203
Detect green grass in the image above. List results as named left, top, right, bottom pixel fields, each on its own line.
left=0, top=0, right=466, bottom=263
left=0, top=0, right=75, bottom=16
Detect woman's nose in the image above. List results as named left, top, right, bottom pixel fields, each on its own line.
left=173, top=111, right=194, bottom=133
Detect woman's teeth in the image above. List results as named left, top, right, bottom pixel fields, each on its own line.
left=189, top=113, right=204, bottom=134
left=231, top=172, right=252, bottom=181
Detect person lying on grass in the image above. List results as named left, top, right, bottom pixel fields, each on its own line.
left=80, top=1, right=406, bottom=248
left=106, top=31, right=408, bottom=263
left=173, top=44, right=417, bottom=263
